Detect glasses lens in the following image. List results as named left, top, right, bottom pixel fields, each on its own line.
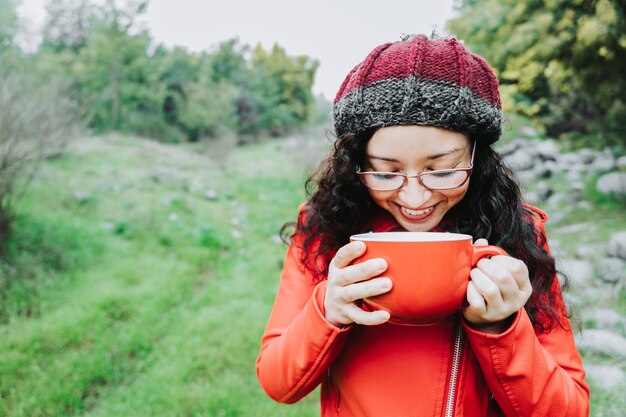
left=420, top=170, right=469, bottom=189
left=360, top=172, right=404, bottom=190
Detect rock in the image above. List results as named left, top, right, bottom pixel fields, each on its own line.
left=592, top=156, right=616, bottom=171
left=566, top=169, right=582, bottom=182
left=578, top=148, right=598, bottom=164
left=204, top=189, right=218, bottom=201
left=597, top=172, right=626, bottom=195
left=576, top=242, right=608, bottom=260
left=505, top=149, right=535, bottom=171
left=533, top=162, right=553, bottom=179
left=597, top=258, right=626, bottom=284
left=584, top=365, right=625, bottom=389
left=520, top=126, right=541, bottom=138
left=581, top=286, right=614, bottom=303
left=560, top=152, right=581, bottom=166
left=497, top=141, right=522, bottom=156
left=607, top=232, right=626, bottom=259
left=582, top=308, right=626, bottom=331
left=534, top=139, right=560, bottom=161
left=558, top=259, right=595, bottom=287
left=617, top=155, right=626, bottom=170
left=576, top=329, right=626, bottom=358
left=516, top=171, right=537, bottom=187
left=536, top=181, right=553, bottom=201
left=524, top=191, right=540, bottom=204
left=558, top=223, right=593, bottom=234
left=73, top=191, right=91, bottom=204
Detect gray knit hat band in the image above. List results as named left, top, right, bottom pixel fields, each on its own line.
left=333, top=75, right=502, bottom=143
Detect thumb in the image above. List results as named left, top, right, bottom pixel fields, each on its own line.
left=474, top=238, right=489, bottom=246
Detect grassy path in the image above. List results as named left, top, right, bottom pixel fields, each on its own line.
left=0, top=135, right=318, bottom=416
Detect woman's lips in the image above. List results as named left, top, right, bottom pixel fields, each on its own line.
left=399, top=205, right=435, bottom=221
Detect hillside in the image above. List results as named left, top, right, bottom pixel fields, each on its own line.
left=0, top=132, right=624, bottom=416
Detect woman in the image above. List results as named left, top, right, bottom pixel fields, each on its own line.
left=256, top=35, right=589, bottom=417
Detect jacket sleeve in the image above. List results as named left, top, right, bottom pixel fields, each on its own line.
left=256, top=233, right=352, bottom=403
left=463, top=208, right=590, bottom=417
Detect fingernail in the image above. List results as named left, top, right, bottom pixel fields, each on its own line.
left=354, top=241, right=365, bottom=251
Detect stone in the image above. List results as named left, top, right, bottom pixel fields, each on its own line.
left=566, top=169, right=582, bottom=182
left=558, top=223, right=593, bottom=234
left=536, top=181, right=553, bottom=201
left=496, top=141, right=521, bottom=157
left=73, top=191, right=91, bottom=204
left=558, top=259, right=595, bottom=287
left=576, top=242, right=608, bottom=260
left=534, top=139, right=560, bottom=161
left=597, top=172, right=626, bottom=195
left=584, top=365, right=625, bottom=389
left=533, top=163, right=553, bottom=179
left=575, top=329, right=626, bottom=358
left=520, top=126, right=541, bottom=138
left=607, top=232, right=626, bottom=260
left=516, top=171, right=537, bottom=187
left=505, top=149, right=535, bottom=172
left=597, top=257, right=626, bottom=284
left=578, top=148, right=598, bottom=164
left=617, top=155, right=626, bottom=170
left=582, top=308, right=626, bottom=331
left=204, top=189, right=218, bottom=201
left=592, top=156, right=616, bottom=172
left=581, top=286, right=614, bottom=303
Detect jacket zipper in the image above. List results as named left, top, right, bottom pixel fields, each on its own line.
left=444, top=324, right=464, bottom=417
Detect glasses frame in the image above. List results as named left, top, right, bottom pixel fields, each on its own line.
left=356, top=141, right=476, bottom=191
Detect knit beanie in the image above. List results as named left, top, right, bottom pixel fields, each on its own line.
left=332, top=35, right=502, bottom=144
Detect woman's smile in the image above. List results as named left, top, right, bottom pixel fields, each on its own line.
left=365, top=125, right=472, bottom=232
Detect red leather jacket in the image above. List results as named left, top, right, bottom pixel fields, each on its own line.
left=256, top=205, right=590, bottom=416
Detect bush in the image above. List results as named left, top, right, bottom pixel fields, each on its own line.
left=0, top=72, right=82, bottom=253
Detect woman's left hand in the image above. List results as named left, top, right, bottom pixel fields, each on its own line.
left=463, top=238, right=533, bottom=334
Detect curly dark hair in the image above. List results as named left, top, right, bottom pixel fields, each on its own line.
left=282, top=129, right=568, bottom=334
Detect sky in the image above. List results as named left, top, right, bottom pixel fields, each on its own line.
left=17, top=0, right=456, bottom=100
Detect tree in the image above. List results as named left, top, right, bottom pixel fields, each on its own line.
left=249, top=43, right=319, bottom=135
left=0, top=0, right=19, bottom=50
left=0, top=73, right=81, bottom=253
left=41, top=0, right=98, bottom=52
left=448, top=0, right=626, bottom=147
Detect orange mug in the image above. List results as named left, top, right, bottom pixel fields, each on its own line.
left=350, top=232, right=507, bottom=325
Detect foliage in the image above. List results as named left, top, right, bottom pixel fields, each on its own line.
left=0, top=0, right=19, bottom=50
left=9, top=1, right=320, bottom=141
left=448, top=0, right=626, bottom=148
left=0, top=71, right=82, bottom=253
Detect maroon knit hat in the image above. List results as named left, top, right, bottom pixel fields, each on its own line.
left=332, top=35, right=502, bottom=144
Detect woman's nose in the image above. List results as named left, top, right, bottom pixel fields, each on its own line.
left=398, top=177, right=432, bottom=207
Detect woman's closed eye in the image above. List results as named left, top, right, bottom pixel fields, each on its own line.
left=429, top=170, right=458, bottom=178
left=371, top=172, right=399, bottom=180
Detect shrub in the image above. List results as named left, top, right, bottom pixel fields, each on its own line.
left=0, top=72, right=81, bottom=253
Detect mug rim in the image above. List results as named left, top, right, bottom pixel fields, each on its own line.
left=350, top=232, right=473, bottom=242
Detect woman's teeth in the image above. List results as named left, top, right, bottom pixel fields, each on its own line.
left=401, top=206, right=433, bottom=216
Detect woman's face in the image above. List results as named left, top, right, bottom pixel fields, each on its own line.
left=364, top=125, right=472, bottom=232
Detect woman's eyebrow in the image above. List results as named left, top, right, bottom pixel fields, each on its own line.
left=366, top=147, right=467, bottom=163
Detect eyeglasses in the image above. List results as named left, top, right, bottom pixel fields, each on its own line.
left=357, top=141, right=476, bottom=191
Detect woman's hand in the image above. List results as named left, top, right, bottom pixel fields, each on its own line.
left=324, top=240, right=393, bottom=328
left=463, top=238, right=533, bottom=334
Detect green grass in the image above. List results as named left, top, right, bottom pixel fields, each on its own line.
left=0, top=134, right=317, bottom=416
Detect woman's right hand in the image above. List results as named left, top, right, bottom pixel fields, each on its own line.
left=324, top=240, right=393, bottom=327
